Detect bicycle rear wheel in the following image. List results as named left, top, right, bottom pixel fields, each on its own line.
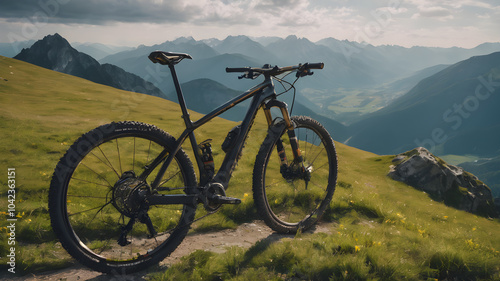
left=253, top=116, right=337, bottom=233
left=49, top=121, right=197, bottom=274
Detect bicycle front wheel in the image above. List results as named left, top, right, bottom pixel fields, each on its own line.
left=253, top=116, right=337, bottom=233
left=49, top=121, right=197, bottom=274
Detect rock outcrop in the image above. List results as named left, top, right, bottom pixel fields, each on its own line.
left=388, top=147, right=497, bottom=217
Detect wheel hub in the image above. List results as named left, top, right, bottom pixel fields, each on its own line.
left=280, top=161, right=312, bottom=183
left=112, top=171, right=147, bottom=218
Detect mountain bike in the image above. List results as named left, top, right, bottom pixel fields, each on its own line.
left=49, top=51, right=338, bottom=274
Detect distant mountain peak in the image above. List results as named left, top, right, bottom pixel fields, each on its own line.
left=219, top=35, right=260, bottom=48
left=172, top=36, right=196, bottom=44
left=15, top=33, right=78, bottom=70
left=224, top=35, right=251, bottom=41
left=46, top=32, right=63, bottom=40
left=39, top=33, right=70, bottom=48
left=283, top=35, right=311, bottom=43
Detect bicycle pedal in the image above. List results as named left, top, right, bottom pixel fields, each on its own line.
left=210, top=195, right=241, bottom=205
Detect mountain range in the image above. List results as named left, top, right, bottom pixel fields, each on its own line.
left=94, top=35, right=500, bottom=125
left=96, top=35, right=500, bottom=93
left=13, top=34, right=165, bottom=98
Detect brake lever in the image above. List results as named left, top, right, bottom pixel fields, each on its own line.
left=296, top=70, right=314, bottom=78
left=296, top=63, right=314, bottom=78
left=238, top=70, right=261, bottom=79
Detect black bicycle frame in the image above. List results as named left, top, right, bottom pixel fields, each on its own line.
left=139, top=64, right=281, bottom=192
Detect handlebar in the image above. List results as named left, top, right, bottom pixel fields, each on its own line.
left=304, top=63, right=325, bottom=70
left=225, top=67, right=254, bottom=73
left=226, top=62, right=324, bottom=79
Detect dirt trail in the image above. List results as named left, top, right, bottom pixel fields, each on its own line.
left=8, top=221, right=333, bottom=281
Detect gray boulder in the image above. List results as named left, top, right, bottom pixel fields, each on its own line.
left=388, top=147, right=497, bottom=217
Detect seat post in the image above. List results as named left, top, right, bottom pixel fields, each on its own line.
left=168, top=64, right=192, bottom=127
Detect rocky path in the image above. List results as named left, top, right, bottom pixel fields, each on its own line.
left=8, top=221, right=333, bottom=281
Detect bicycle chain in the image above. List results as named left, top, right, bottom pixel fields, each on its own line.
left=124, top=184, right=224, bottom=240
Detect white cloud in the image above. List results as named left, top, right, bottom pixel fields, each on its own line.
left=450, top=0, right=494, bottom=9
left=418, top=6, right=452, bottom=18
left=0, top=0, right=497, bottom=47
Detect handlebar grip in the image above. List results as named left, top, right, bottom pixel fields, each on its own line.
left=226, top=67, right=251, bottom=73
left=306, top=62, right=324, bottom=70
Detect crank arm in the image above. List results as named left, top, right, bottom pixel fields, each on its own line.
left=209, top=195, right=241, bottom=204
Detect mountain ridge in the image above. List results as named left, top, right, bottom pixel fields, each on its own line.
left=347, top=51, right=500, bottom=157
left=14, top=33, right=165, bottom=98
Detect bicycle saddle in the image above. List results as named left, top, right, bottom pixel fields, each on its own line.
left=148, top=51, right=192, bottom=65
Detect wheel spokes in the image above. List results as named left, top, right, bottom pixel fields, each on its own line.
left=66, top=135, right=188, bottom=262
left=266, top=124, right=331, bottom=225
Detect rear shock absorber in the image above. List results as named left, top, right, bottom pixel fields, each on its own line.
left=198, top=139, right=215, bottom=186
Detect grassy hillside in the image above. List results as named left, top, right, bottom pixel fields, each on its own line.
left=0, top=55, right=241, bottom=274
left=0, top=56, right=499, bottom=280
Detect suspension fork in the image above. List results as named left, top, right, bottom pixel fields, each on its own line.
left=263, top=99, right=303, bottom=164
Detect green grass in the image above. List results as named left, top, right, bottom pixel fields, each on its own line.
left=1, top=56, right=499, bottom=279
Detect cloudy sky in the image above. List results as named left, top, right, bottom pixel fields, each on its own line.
left=0, top=0, right=498, bottom=48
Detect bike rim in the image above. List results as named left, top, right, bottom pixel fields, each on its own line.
left=264, top=125, right=332, bottom=226
left=63, top=135, right=190, bottom=263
